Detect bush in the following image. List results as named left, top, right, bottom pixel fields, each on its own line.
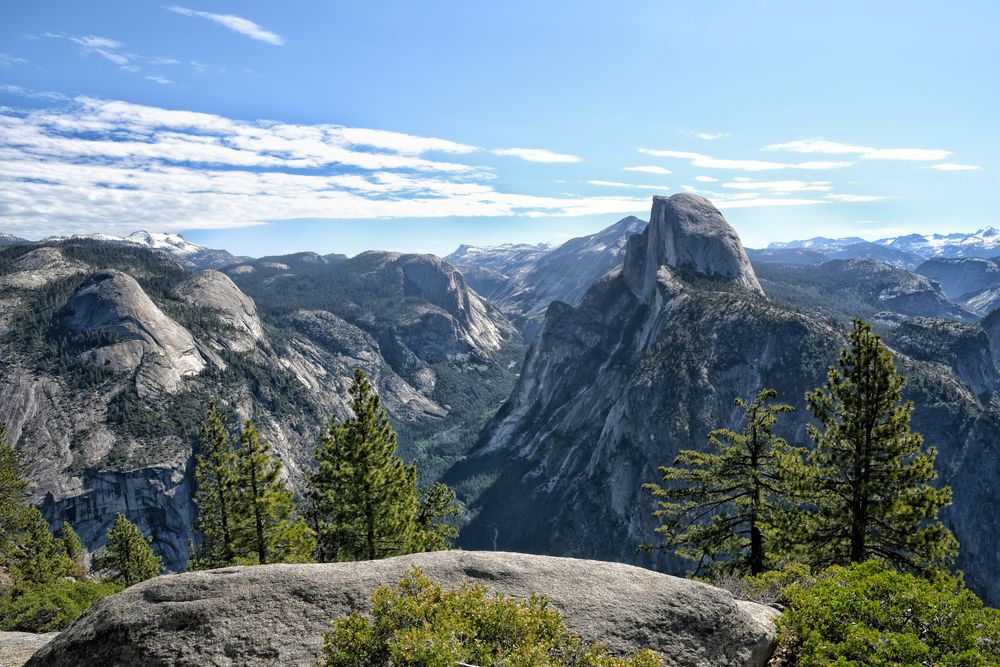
left=778, top=561, right=1000, bottom=666
left=323, top=568, right=661, bottom=667
left=0, top=579, right=122, bottom=632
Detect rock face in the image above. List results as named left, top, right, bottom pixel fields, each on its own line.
left=0, top=247, right=86, bottom=289
left=65, top=270, right=207, bottom=396
left=450, top=197, right=1000, bottom=606
left=0, top=632, right=57, bottom=667
left=27, top=551, right=778, bottom=667
left=624, top=195, right=762, bottom=299
left=173, top=270, right=265, bottom=352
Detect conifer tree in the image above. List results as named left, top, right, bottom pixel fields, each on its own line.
left=414, top=482, right=461, bottom=552
left=644, top=388, right=801, bottom=575
left=60, top=521, right=87, bottom=577
left=192, top=402, right=238, bottom=568
left=309, top=369, right=423, bottom=561
left=100, top=513, right=162, bottom=586
left=232, top=420, right=315, bottom=564
left=10, top=508, right=71, bottom=585
left=0, top=422, right=31, bottom=564
left=802, top=318, right=957, bottom=574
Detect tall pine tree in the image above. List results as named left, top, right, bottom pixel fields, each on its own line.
left=232, top=420, right=315, bottom=565
left=60, top=521, right=87, bottom=578
left=192, top=402, right=238, bottom=568
left=309, top=369, right=457, bottom=562
left=802, top=318, right=957, bottom=574
left=99, top=513, right=162, bottom=586
left=644, top=388, right=801, bottom=575
left=0, top=422, right=31, bottom=567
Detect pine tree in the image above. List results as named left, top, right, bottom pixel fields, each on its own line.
left=9, top=508, right=71, bottom=585
left=192, top=402, right=238, bottom=568
left=60, top=521, right=87, bottom=578
left=644, top=388, right=801, bottom=575
left=309, top=369, right=422, bottom=562
left=232, top=420, right=315, bottom=565
left=802, top=318, right=957, bottom=574
left=413, top=482, right=460, bottom=552
left=0, top=422, right=28, bottom=564
left=100, top=513, right=162, bottom=586
left=0, top=422, right=31, bottom=564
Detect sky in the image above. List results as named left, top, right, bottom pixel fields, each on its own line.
left=1, top=1, right=998, bottom=257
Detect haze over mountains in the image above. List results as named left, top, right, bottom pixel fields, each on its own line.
left=3, top=196, right=1000, bottom=605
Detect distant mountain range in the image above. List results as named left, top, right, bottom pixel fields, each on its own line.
left=758, top=227, right=1000, bottom=268
left=1, top=230, right=249, bottom=269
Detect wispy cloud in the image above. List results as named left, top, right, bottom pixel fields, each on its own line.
left=493, top=147, right=582, bottom=163
left=37, top=32, right=204, bottom=78
left=638, top=148, right=853, bottom=171
left=694, top=175, right=718, bottom=183
left=764, top=138, right=952, bottom=161
left=145, top=75, right=172, bottom=85
left=721, top=179, right=832, bottom=193
left=167, top=6, right=284, bottom=46
left=588, top=180, right=670, bottom=191
left=680, top=129, right=729, bottom=141
left=624, top=165, right=670, bottom=175
left=930, top=163, right=981, bottom=171
left=824, top=194, right=888, bottom=202
left=0, top=97, right=648, bottom=236
left=0, top=53, right=29, bottom=68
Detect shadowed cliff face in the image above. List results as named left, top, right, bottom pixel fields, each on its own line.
left=450, top=194, right=1000, bottom=606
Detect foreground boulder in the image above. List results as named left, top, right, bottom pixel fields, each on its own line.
left=28, top=551, right=778, bottom=667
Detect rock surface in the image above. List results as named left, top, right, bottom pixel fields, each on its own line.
left=27, top=551, right=778, bottom=667
left=173, top=270, right=265, bottom=352
left=623, top=195, right=763, bottom=300
left=0, top=632, right=58, bottom=667
left=65, top=270, right=207, bottom=396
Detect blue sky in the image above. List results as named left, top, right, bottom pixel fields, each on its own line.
left=1, top=1, right=997, bottom=257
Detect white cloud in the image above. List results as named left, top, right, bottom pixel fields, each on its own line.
left=0, top=53, right=29, bottom=68
left=0, top=97, right=651, bottom=236
left=493, top=147, right=582, bottom=163
left=696, top=132, right=729, bottom=140
left=824, top=194, right=888, bottom=203
left=929, top=162, right=981, bottom=171
left=588, top=180, right=670, bottom=191
left=145, top=75, right=172, bottom=85
left=722, top=179, right=832, bottom=193
left=716, top=197, right=828, bottom=209
left=167, top=6, right=284, bottom=45
left=624, top=165, right=671, bottom=174
left=638, top=148, right=853, bottom=171
left=694, top=175, right=718, bottom=183
left=764, top=138, right=952, bottom=161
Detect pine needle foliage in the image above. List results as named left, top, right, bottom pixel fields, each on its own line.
left=801, top=318, right=957, bottom=574
left=644, top=388, right=801, bottom=576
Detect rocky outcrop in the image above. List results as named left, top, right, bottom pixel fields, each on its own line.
left=886, top=318, right=999, bottom=396
left=623, top=195, right=763, bottom=300
left=0, top=632, right=57, bottom=667
left=65, top=270, right=207, bottom=396
left=0, top=247, right=86, bottom=289
left=173, top=270, right=265, bottom=352
left=27, top=551, right=778, bottom=667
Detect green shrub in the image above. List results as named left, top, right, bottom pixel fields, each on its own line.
left=778, top=561, right=1000, bottom=666
left=0, top=579, right=122, bottom=632
left=323, top=568, right=661, bottom=667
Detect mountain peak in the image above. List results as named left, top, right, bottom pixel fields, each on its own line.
left=623, top=194, right=763, bottom=299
